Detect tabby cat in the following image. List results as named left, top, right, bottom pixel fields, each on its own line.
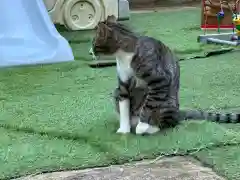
left=90, top=15, right=240, bottom=135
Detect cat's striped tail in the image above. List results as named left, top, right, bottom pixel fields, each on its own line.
left=179, top=109, right=240, bottom=123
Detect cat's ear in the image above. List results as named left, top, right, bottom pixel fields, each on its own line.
left=106, top=15, right=117, bottom=23
left=96, top=22, right=112, bottom=35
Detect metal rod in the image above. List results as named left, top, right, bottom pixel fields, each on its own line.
left=206, top=37, right=239, bottom=45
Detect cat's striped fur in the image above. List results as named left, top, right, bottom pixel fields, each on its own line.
left=91, top=15, right=240, bottom=135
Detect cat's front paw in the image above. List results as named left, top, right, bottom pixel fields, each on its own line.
left=116, top=126, right=131, bottom=134
left=135, top=122, right=160, bottom=135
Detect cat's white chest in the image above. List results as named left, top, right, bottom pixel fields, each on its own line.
left=115, top=50, right=134, bottom=82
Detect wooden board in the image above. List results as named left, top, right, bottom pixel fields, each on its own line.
left=201, top=0, right=240, bottom=29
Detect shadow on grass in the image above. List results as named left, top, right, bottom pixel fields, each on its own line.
left=174, top=47, right=204, bottom=55
left=181, top=25, right=200, bottom=31
left=0, top=122, right=115, bottom=157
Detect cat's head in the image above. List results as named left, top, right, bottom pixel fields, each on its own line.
left=90, top=15, right=119, bottom=56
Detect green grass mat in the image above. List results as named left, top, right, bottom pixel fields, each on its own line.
left=0, top=7, right=240, bottom=180
left=65, top=8, right=233, bottom=62
left=0, top=128, right=109, bottom=179
left=195, top=144, right=240, bottom=180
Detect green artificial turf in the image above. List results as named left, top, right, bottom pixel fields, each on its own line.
left=0, top=7, right=240, bottom=180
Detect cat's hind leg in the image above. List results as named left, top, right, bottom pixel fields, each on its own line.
left=135, top=121, right=160, bottom=135
left=130, top=116, right=139, bottom=127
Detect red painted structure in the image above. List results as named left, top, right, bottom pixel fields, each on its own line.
left=201, top=0, right=239, bottom=29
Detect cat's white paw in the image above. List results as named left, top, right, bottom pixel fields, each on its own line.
left=116, top=126, right=131, bottom=134
left=146, top=125, right=160, bottom=134
left=135, top=122, right=160, bottom=135
left=135, top=122, right=150, bottom=134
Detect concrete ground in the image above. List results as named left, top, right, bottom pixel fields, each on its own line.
left=15, top=156, right=225, bottom=180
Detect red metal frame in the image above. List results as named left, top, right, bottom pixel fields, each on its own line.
left=201, top=25, right=234, bottom=29
left=201, top=0, right=238, bottom=29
